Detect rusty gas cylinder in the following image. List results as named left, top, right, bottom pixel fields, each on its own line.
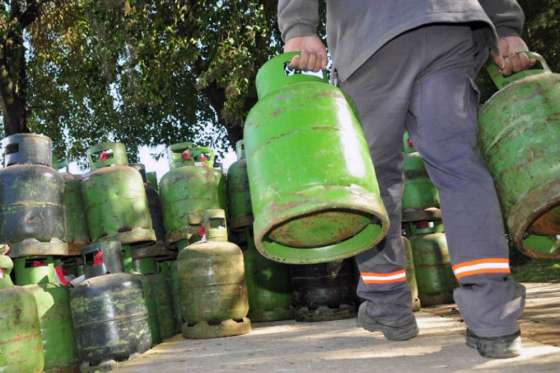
left=479, top=53, right=560, bottom=258
left=244, top=52, right=389, bottom=264
left=0, top=134, right=67, bottom=257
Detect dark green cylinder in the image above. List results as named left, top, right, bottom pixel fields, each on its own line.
left=402, top=152, right=440, bottom=216
left=479, top=54, right=560, bottom=258
left=409, top=232, right=457, bottom=306
left=62, top=173, right=90, bottom=256
left=81, top=143, right=155, bottom=245
left=290, top=259, right=357, bottom=322
left=70, top=273, right=152, bottom=367
left=244, top=53, right=389, bottom=264
left=227, top=141, right=253, bottom=231
left=243, top=230, right=293, bottom=322
left=0, top=247, right=44, bottom=373
left=0, top=133, right=67, bottom=258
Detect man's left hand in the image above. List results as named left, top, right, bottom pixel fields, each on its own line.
left=491, top=36, right=535, bottom=75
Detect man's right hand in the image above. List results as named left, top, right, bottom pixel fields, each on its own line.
left=284, top=35, right=327, bottom=72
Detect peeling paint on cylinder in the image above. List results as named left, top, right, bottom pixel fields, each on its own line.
left=70, top=273, right=152, bottom=367
left=479, top=53, right=560, bottom=258
left=0, top=133, right=67, bottom=258
left=244, top=53, right=389, bottom=264
left=0, top=247, right=45, bottom=373
left=290, top=259, right=357, bottom=322
left=81, top=143, right=155, bottom=245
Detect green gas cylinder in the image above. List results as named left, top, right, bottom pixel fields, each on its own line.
left=407, top=224, right=457, bottom=307
left=61, top=173, right=90, bottom=255
left=401, top=236, right=421, bottom=312
left=0, top=246, right=45, bottom=373
left=133, top=257, right=176, bottom=341
left=243, top=229, right=293, bottom=322
left=479, top=53, right=560, bottom=259
left=227, top=141, right=253, bottom=231
left=160, top=143, right=226, bottom=244
left=178, top=209, right=251, bottom=339
left=81, top=142, right=155, bottom=245
left=402, top=150, right=440, bottom=221
left=14, top=257, right=78, bottom=372
left=0, top=134, right=67, bottom=258
left=244, top=53, right=389, bottom=264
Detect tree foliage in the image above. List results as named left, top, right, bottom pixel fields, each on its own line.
left=0, top=0, right=558, bottom=162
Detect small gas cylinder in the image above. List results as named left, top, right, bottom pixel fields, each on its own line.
left=177, top=209, right=251, bottom=338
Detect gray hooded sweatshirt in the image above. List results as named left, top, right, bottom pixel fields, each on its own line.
left=278, top=0, right=525, bottom=82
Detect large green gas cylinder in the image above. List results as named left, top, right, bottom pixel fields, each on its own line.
left=0, top=134, right=67, bottom=258
left=0, top=246, right=44, bottom=373
left=290, top=259, right=357, bottom=322
left=402, top=149, right=440, bottom=221
left=14, top=257, right=78, bottom=372
left=402, top=236, right=421, bottom=312
left=479, top=53, right=560, bottom=259
left=178, top=209, right=251, bottom=338
left=244, top=53, right=389, bottom=264
left=70, top=247, right=151, bottom=368
left=407, top=223, right=457, bottom=306
left=160, top=143, right=226, bottom=244
left=81, top=142, right=156, bottom=245
left=227, top=141, right=253, bottom=231
left=62, top=173, right=90, bottom=255
left=243, top=229, right=293, bottom=322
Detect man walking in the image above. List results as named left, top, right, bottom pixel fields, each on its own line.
left=278, top=0, right=533, bottom=359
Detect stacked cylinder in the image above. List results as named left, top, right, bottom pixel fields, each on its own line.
left=401, top=134, right=457, bottom=307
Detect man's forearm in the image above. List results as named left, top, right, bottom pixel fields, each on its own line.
left=479, top=0, right=525, bottom=37
left=278, top=0, right=319, bottom=42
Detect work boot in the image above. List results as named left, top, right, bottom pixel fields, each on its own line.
left=357, top=302, right=418, bottom=341
left=466, top=329, right=522, bottom=359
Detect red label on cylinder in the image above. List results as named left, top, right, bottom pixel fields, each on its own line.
left=415, top=220, right=429, bottom=229
left=182, top=151, right=191, bottom=160
left=55, top=266, right=70, bottom=286
left=93, top=250, right=104, bottom=267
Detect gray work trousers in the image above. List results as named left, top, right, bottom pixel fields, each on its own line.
left=340, top=24, right=525, bottom=338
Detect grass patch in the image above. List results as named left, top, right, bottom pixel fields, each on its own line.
left=512, top=259, right=560, bottom=283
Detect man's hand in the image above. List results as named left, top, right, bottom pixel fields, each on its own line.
left=284, top=35, right=327, bottom=72
left=491, top=36, right=535, bottom=75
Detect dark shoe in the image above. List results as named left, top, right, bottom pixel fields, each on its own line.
left=466, top=329, right=522, bottom=359
left=357, top=302, right=418, bottom=341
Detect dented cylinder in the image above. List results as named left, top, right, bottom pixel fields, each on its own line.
left=81, top=143, right=155, bottom=245
left=244, top=53, right=389, bottom=264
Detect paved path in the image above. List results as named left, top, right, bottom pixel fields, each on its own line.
left=117, top=310, right=560, bottom=372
